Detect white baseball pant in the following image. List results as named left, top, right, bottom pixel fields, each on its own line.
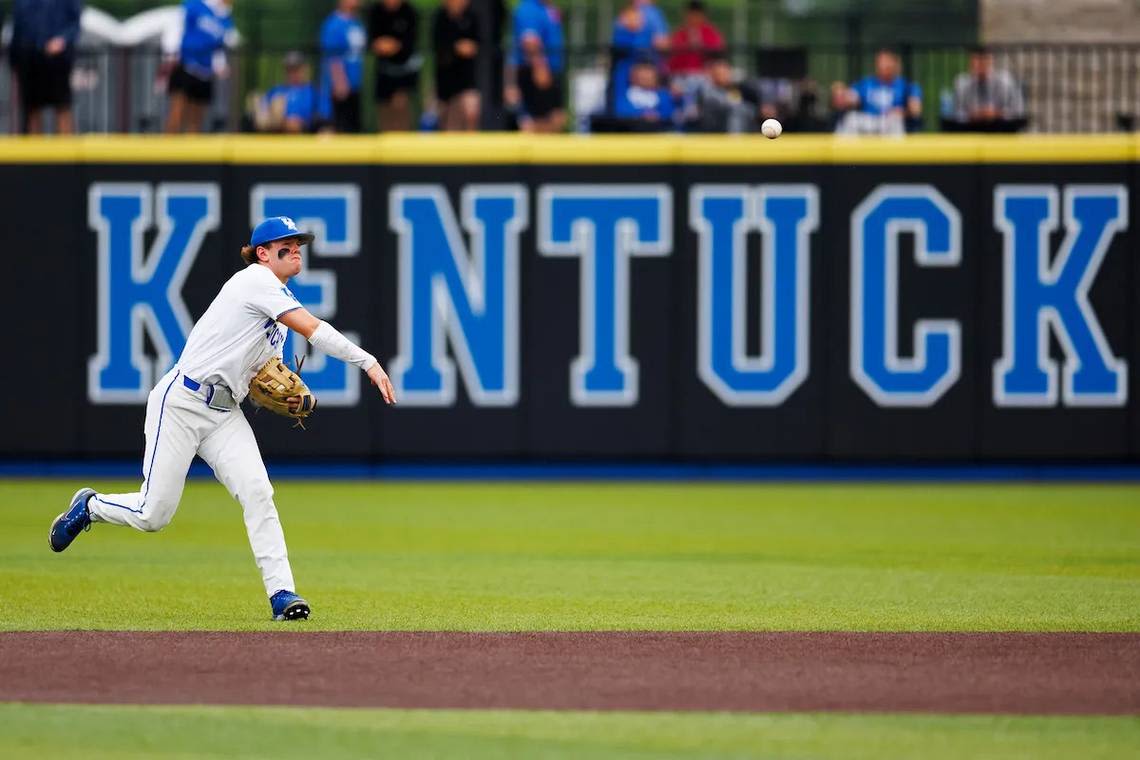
left=86, top=368, right=296, bottom=597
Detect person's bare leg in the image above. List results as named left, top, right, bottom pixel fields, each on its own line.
left=546, top=109, right=567, bottom=133
left=165, top=93, right=185, bottom=133
left=389, top=90, right=411, bottom=131
left=184, top=101, right=206, bottom=133
left=56, top=107, right=74, bottom=135
left=26, top=108, right=44, bottom=134
left=461, top=90, right=480, bottom=131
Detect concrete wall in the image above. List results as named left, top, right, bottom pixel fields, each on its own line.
left=983, top=0, right=1140, bottom=42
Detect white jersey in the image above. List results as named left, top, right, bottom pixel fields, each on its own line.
left=177, top=264, right=303, bottom=401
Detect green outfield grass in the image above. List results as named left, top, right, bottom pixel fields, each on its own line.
left=1, top=480, right=1137, bottom=631
left=1, top=703, right=1137, bottom=760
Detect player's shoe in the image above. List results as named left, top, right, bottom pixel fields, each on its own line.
left=49, top=488, right=95, bottom=553
left=270, top=590, right=311, bottom=622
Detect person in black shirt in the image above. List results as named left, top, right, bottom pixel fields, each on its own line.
left=432, top=0, right=481, bottom=131
left=368, top=0, right=420, bottom=131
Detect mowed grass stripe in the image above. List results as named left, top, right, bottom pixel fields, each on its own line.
left=2, top=481, right=1137, bottom=632
left=2, top=703, right=1138, bottom=760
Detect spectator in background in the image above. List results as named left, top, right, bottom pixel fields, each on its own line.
left=9, top=0, right=82, bottom=134
left=165, top=0, right=235, bottom=134
left=614, top=58, right=674, bottom=128
left=321, top=0, right=367, bottom=133
left=368, top=0, right=420, bottom=132
left=694, top=54, right=755, bottom=133
left=248, top=51, right=325, bottom=133
left=667, top=1, right=723, bottom=78
left=610, top=0, right=669, bottom=112
left=832, top=48, right=922, bottom=135
left=952, top=46, right=1025, bottom=128
left=433, top=0, right=481, bottom=131
left=509, top=0, right=566, bottom=133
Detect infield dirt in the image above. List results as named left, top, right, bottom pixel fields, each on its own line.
left=2, top=632, right=1137, bottom=715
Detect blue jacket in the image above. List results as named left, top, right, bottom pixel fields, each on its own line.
left=10, top=0, right=82, bottom=56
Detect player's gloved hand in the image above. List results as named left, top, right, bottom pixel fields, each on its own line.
left=249, top=357, right=318, bottom=428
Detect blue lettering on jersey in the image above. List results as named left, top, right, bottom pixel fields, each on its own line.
left=87, top=182, right=219, bottom=403
left=537, top=185, right=672, bottom=407
left=251, top=184, right=362, bottom=405
left=388, top=184, right=528, bottom=406
left=993, top=184, right=1128, bottom=407
left=850, top=185, right=962, bottom=407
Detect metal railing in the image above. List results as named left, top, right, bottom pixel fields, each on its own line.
left=4, top=41, right=1139, bottom=135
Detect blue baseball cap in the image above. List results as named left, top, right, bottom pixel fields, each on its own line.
left=250, top=216, right=315, bottom=248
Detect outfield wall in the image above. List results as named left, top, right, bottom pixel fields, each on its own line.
left=5, top=134, right=1139, bottom=462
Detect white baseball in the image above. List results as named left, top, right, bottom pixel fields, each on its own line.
left=761, top=118, right=783, bottom=139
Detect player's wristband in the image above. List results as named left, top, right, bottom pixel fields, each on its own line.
left=308, top=321, right=378, bottom=372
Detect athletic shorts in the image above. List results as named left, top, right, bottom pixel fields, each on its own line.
left=332, top=91, right=362, bottom=133
left=168, top=64, right=213, bottom=105
left=15, top=52, right=72, bottom=110
left=518, top=65, right=564, bottom=119
left=375, top=72, right=419, bottom=102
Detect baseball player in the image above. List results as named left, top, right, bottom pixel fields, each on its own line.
left=49, top=217, right=396, bottom=621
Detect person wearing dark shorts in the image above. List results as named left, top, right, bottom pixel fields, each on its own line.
left=369, top=0, right=421, bottom=132
left=509, top=0, right=566, bottom=132
left=518, top=65, right=563, bottom=122
left=166, top=0, right=234, bottom=133
left=167, top=63, right=213, bottom=105
left=320, top=0, right=367, bottom=133
left=433, top=0, right=481, bottom=131
left=9, top=0, right=82, bottom=134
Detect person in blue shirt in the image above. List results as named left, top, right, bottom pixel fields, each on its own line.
left=9, top=0, right=83, bottom=134
left=251, top=52, right=328, bottom=133
left=509, top=0, right=565, bottom=132
left=835, top=48, right=923, bottom=130
left=614, top=58, right=674, bottom=129
left=610, top=0, right=669, bottom=114
left=166, top=0, right=235, bottom=133
left=320, top=0, right=367, bottom=133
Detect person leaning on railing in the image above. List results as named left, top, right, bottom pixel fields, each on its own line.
left=612, top=56, right=677, bottom=131
left=831, top=48, right=922, bottom=136
left=368, top=0, right=421, bottom=132
left=246, top=51, right=327, bottom=134
left=692, top=54, right=756, bottom=134
left=944, top=45, right=1027, bottom=133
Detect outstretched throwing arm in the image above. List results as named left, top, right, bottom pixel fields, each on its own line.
left=279, top=307, right=397, bottom=405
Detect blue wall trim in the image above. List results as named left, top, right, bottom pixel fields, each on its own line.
left=2, top=460, right=1140, bottom=482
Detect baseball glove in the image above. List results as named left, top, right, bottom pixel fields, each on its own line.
left=248, top=356, right=317, bottom=429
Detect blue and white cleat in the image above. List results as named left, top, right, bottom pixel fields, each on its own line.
left=270, top=590, right=311, bottom=622
left=49, top=488, right=95, bottom=553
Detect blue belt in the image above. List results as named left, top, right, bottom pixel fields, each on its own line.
left=182, top=374, right=235, bottom=411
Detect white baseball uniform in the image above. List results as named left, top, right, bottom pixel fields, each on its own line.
left=87, top=263, right=306, bottom=597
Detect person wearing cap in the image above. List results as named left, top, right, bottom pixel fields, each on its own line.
left=48, top=217, right=396, bottom=624
left=250, top=52, right=326, bottom=133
